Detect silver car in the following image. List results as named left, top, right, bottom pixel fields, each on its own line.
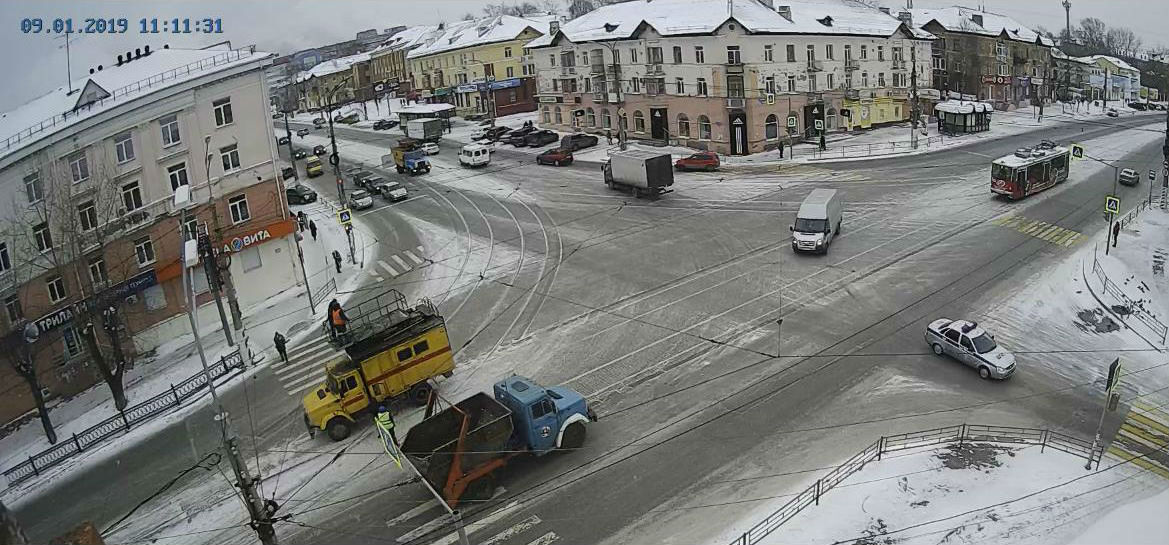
left=924, top=319, right=1016, bottom=380
left=348, top=190, right=374, bottom=210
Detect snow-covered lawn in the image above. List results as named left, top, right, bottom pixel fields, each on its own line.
left=1089, top=205, right=1169, bottom=346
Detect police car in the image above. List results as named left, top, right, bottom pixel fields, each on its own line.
left=924, top=319, right=1016, bottom=380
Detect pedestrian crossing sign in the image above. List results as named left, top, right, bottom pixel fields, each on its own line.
left=1070, top=143, right=1084, bottom=160
left=337, top=209, right=353, bottom=226
left=1104, top=195, right=1120, bottom=215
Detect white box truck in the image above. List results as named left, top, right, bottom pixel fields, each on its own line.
left=405, top=118, right=444, bottom=142
left=602, top=150, right=674, bottom=199
left=790, top=189, right=843, bottom=254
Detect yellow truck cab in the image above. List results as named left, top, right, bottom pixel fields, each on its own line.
left=305, top=155, right=324, bottom=177
left=302, top=289, right=454, bottom=440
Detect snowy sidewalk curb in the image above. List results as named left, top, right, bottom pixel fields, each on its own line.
left=1080, top=246, right=1168, bottom=349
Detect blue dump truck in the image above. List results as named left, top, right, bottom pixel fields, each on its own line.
left=392, top=144, right=431, bottom=175
left=402, top=375, right=597, bottom=508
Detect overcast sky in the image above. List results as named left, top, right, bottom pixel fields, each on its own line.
left=0, top=0, right=1165, bottom=112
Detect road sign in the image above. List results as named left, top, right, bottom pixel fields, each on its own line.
left=766, top=93, right=775, bottom=105
left=617, top=108, right=626, bottom=117
left=814, top=119, right=824, bottom=130
left=337, top=209, right=353, bottom=225
left=1106, top=358, right=1122, bottom=393
left=1104, top=195, right=1120, bottom=214
left=787, top=117, right=797, bottom=127
left=1070, top=143, right=1084, bottom=160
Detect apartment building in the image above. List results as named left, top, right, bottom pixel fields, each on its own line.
left=369, top=25, right=443, bottom=100
left=295, top=51, right=373, bottom=111
left=911, top=7, right=1053, bottom=108
left=0, top=45, right=300, bottom=423
left=1051, top=48, right=1094, bottom=101
left=408, top=15, right=549, bottom=117
left=528, top=0, right=933, bottom=155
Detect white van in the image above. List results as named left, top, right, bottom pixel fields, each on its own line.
left=790, top=189, right=843, bottom=254
left=459, top=144, right=491, bottom=167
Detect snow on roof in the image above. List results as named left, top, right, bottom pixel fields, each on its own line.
left=1085, top=55, right=1138, bottom=73
left=935, top=100, right=994, bottom=114
left=910, top=6, right=1053, bottom=46
left=1052, top=48, right=1094, bottom=64
left=0, top=46, right=271, bottom=161
left=398, top=103, right=455, bottom=114
left=371, top=25, right=442, bottom=54
left=295, top=51, right=370, bottom=82
left=408, top=15, right=546, bottom=59
left=527, top=0, right=931, bottom=48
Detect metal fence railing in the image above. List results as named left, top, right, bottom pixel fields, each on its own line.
left=3, top=349, right=245, bottom=486
left=791, top=134, right=946, bottom=160
left=727, top=423, right=1101, bottom=545
left=311, top=277, right=337, bottom=309
left=1091, top=250, right=1168, bottom=343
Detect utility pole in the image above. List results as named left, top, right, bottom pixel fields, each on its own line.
left=1104, top=68, right=1110, bottom=109
left=1062, top=0, right=1072, bottom=45
left=1161, top=106, right=1168, bottom=209
left=201, top=136, right=241, bottom=341
left=910, top=43, right=921, bottom=149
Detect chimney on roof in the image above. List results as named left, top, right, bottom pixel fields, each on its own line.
left=116, top=54, right=124, bottom=66
left=134, top=47, right=141, bottom=59
left=879, top=7, right=890, bottom=14
left=776, top=5, right=792, bottom=21
left=759, top=0, right=774, bottom=10
left=144, top=45, right=151, bottom=55
left=898, top=11, right=912, bottom=25
left=971, top=13, right=983, bottom=27
left=550, top=20, right=560, bottom=34
left=164, top=44, right=170, bottom=49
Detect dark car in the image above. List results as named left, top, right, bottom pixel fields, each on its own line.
left=280, top=166, right=296, bottom=181
left=285, top=184, right=317, bottom=204
left=277, top=135, right=290, bottom=145
left=293, top=149, right=307, bottom=159
left=312, top=117, right=326, bottom=127
left=350, top=170, right=374, bottom=188
left=525, top=130, right=559, bottom=147
left=1128, top=102, right=1147, bottom=111
left=373, top=119, right=398, bottom=130
left=560, top=133, right=599, bottom=152
left=483, top=126, right=512, bottom=141
left=536, top=148, right=574, bottom=166
left=675, top=151, right=721, bottom=172
left=363, top=175, right=389, bottom=192
left=296, top=128, right=310, bottom=137
left=505, top=132, right=531, bottom=147
left=313, top=144, right=327, bottom=156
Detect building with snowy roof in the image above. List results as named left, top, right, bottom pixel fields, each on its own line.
left=1083, top=55, right=1140, bottom=103
left=1050, top=48, right=1094, bottom=101
left=369, top=25, right=444, bottom=99
left=909, top=6, right=1053, bottom=109
left=407, top=16, right=553, bottom=118
left=526, top=0, right=934, bottom=155
left=0, top=45, right=302, bottom=422
left=291, top=51, right=375, bottom=111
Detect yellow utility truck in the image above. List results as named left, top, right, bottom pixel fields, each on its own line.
left=305, top=155, right=324, bottom=177
left=302, top=289, right=454, bottom=440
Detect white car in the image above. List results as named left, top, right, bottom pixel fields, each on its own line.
left=470, top=128, right=487, bottom=141
left=348, top=190, right=374, bottom=210
left=924, top=319, right=1016, bottom=380
left=421, top=142, right=440, bottom=155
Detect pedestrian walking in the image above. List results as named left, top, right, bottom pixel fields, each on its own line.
left=1112, top=221, right=1120, bottom=248
left=332, top=250, right=343, bottom=273
left=297, top=211, right=307, bottom=231
left=819, top=133, right=826, bottom=151
left=777, top=140, right=785, bottom=159
left=273, top=331, right=288, bottom=363
left=375, top=405, right=399, bottom=446
left=309, top=220, right=318, bottom=241
left=606, top=129, right=613, bottom=145
left=329, top=299, right=349, bottom=341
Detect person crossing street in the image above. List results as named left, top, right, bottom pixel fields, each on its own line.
left=309, top=220, right=317, bottom=241
left=375, top=405, right=398, bottom=446
left=273, top=331, right=288, bottom=363
left=332, top=250, right=342, bottom=273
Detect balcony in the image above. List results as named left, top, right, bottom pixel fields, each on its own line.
left=645, top=63, right=664, bottom=76
left=806, top=60, right=823, bottom=72
left=844, top=59, right=859, bottom=71
left=590, top=63, right=605, bottom=75
left=892, top=59, right=907, bottom=70
left=560, top=66, right=576, bottom=75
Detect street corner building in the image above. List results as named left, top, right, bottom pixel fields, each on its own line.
left=526, top=0, right=937, bottom=156
left=0, top=43, right=303, bottom=424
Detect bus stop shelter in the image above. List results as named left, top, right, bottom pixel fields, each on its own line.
left=935, top=100, right=993, bottom=135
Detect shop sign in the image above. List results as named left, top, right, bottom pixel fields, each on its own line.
left=917, top=88, right=942, bottom=100
left=224, top=229, right=271, bottom=253
left=538, top=96, right=560, bottom=103
left=34, top=304, right=83, bottom=335
left=1030, top=77, right=1045, bottom=85
left=489, top=78, right=522, bottom=90
left=32, top=270, right=160, bottom=334
left=981, top=75, right=1012, bottom=85
left=456, top=84, right=478, bottom=93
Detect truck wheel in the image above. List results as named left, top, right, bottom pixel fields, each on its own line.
left=325, top=418, right=351, bottom=441
left=409, top=382, right=433, bottom=405
left=463, top=475, right=495, bottom=503
left=442, top=371, right=454, bottom=378
left=560, top=422, right=586, bottom=450
left=396, top=166, right=404, bottom=174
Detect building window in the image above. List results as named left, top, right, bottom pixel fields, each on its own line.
left=698, top=115, right=711, bottom=140
left=675, top=77, right=685, bottom=94
left=764, top=45, right=774, bottom=62
left=727, top=75, right=744, bottom=98
left=184, top=217, right=199, bottom=241
left=786, top=44, right=796, bottom=62
left=677, top=114, right=690, bottom=137
left=765, top=76, right=776, bottom=94
left=998, top=63, right=1008, bottom=76
left=506, top=66, right=514, bottom=78
left=647, top=46, right=663, bottom=64
left=46, top=275, right=66, bottom=303
left=213, top=97, right=233, bottom=126
left=542, top=106, right=550, bottom=124
left=765, top=114, right=779, bottom=140
left=70, top=154, right=90, bottom=184
left=696, top=78, right=708, bottom=96
left=862, top=72, right=869, bottom=87
left=727, top=45, right=741, bottom=64
left=826, top=44, right=834, bottom=60
left=878, top=72, right=886, bottom=87
left=633, top=110, right=645, bottom=133
left=504, top=46, right=512, bottom=58
left=787, top=74, right=796, bottom=92
left=618, top=111, right=627, bottom=131
left=160, top=113, right=181, bottom=147
left=630, top=77, right=640, bottom=93
left=932, top=57, right=945, bottom=70
left=135, top=237, right=155, bottom=267
left=0, top=242, right=9, bottom=273
left=673, top=46, right=682, bottom=64
left=601, top=109, right=611, bottom=128
left=78, top=201, right=98, bottom=232
left=845, top=73, right=853, bottom=89
left=586, top=108, right=595, bottom=126
left=62, top=326, right=81, bottom=357
left=122, top=181, right=143, bottom=211
left=806, top=44, right=815, bottom=62
left=168, top=163, right=189, bottom=190
left=229, top=194, right=250, bottom=224
left=877, top=46, right=884, bottom=61
left=630, top=47, right=638, bottom=63
left=552, top=79, right=559, bottom=92
left=555, top=107, right=563, bottom=124
left=33, top=223, right=52, bottom=253
left=996, top=41, right=1007, bottom=59
left=24, top=172, right=42, bottom=204
left=4, top=295, right=21, bottom=323
left=114, top=132, right=135, bottom=163
left=844, top=44, right=852, bottom=60
left=694, top=46, right=704, bottom=64
left=809, top=74, right=817, bottom=91
left=827, top=73, right=835, bottom=89
left=89, top=255, right=108, bottom=285
left=220, top=144, right=241, bottom=172
left=860, top=45, right=868, bottom=60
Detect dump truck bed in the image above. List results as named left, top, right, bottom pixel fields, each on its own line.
left=402, top=393, right=513, bottom=494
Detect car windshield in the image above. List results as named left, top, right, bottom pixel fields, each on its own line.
left=352, top=191, right=369, bottom=199
left=991, top=163, right=1015, bottom=180
left=386, top=182, right=402, bottom=190
left=970, top=333, right=997, bottom=353
left=794, top=218, right=828, bottom=233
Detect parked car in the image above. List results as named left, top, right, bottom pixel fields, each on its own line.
left=280, top=166, right=296, bottom=181
left=296, top=128, right=310, bottom=137
left=510, top=125, right=536, bottom=138
left=286, top=184, right=317, bottom=204
left=525, top=130, right=559, bottom=147
left=470, top=128, right=488, bottom=141
left=1119, top=168, right=1139, bottom=186
left=560, top=133, right=599, bottom=152
left=1128, top=102, right=1147, bottom=111
left=924, top=319, right=1016, bottom=380
left=420, top=142, right=441, bottom=155
left=277, top=135, right=290, bottom=145
left=505, top=132, right=531, bottom=147
left=312, top=117, right=325, bottom=127
left=272, top=112, right=283, bottom=119
left=378, top=181, right=409, bottom=202
left=313, top=144, right=327, bottom=156
left=293, top=149, right=307, bottom=159
left=348, top=190, right=375, bottom=210
left=335, top=113, right=360, bottom=124
left=373, top=119, right=398, bottom=130
left=536, top=148, right=574, bottom=166
left=1106, top=108, right=1119, bottom=117
left=482, top=126, right=512, bottom=141
left=675, top=151, right=721, bottom=172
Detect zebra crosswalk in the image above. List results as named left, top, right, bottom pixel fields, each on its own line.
left=370, top=245, right=428, bottom=282
left=989, top=215, right=1084, bottom=247
left=392, top=500, right=560, bottom=545
left=1107, top=399, right=1169, bottom=479
left=261, top=333, right=347, bottom=397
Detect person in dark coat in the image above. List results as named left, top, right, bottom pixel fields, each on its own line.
left=778, top=139, right=785, bottom=158
left=297, top=211, right=307, bottom=231
left=309, top=220, right=318, bottom=241
left=273, top=331, right=288, bottom=363
left=1112, top=221, right=1121, bottom=247
left=332, top=250, right=342, bottom=273
left=606, top=129, right=613, bottom=145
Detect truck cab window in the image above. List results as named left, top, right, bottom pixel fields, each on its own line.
left=413, top=340, right=429, bottom=354
left=532, top=399, right=554, bottom=418
left=345, top=376, right=358, bottom=391
left=397, top=347, right=413, bottom=361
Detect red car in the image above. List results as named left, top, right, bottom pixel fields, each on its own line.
left=537, top=148, right=574, bottom=166
left=675, top=151, right=720, bottom=171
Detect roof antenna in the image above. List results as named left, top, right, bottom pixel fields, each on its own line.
left=54, top=30, right=82, bottom=95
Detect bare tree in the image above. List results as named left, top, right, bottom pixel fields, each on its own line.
left=1, top=328, right=54, bottom=445
left=566, top=0, right=634, bottom=18
left=1076, top=17, right=1108, bottom=51
left=1105, top=27, right=1141, bottom=56
left=483, top=2, right=543, bottom=17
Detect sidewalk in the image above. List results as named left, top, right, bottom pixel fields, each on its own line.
left=0, top=201, right=377, bottom=499
left=1085, top=202, right=1169, bottom=347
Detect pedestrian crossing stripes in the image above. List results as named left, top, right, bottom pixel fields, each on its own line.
left=1106, top=399, right=1169, bottom=479
left=262, top=334, right=347, bottom=396
left=989, top=215, right=1083, bottom=247
left=396, top=500, right=560, bottom=545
